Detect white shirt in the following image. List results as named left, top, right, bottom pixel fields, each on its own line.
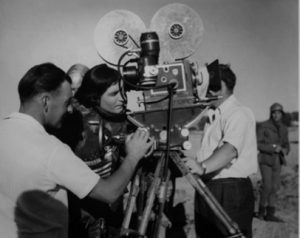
left=197, top=95, right=257, bottom=179
left=0, top=112, right=100, bottom=238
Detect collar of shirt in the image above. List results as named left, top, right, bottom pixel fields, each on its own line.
left=206, top=95, right=236, bottom=125
left=217, top=94, right=236, bottom=114
left=4, top=112, right=46, bottom=134
left=206, top=108, right=219, bottom=124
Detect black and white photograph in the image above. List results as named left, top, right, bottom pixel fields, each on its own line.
left=0, top=1, right=298, bottom=238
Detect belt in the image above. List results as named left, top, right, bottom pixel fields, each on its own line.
left=206, top=177, right=249, bottom=184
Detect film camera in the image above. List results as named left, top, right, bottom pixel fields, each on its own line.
left=94, top=4, right=222, bottom=152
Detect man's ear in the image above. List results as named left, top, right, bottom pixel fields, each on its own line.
left=208, top=90, right=219, bottom=96
left=41, top=94, right=50, bottom=113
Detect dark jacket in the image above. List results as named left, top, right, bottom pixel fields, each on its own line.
left=49, top=104, right=133, bottom=236
left=257, top=119, right=290, bottom=166
left=72, top=105, right=131, bottom=228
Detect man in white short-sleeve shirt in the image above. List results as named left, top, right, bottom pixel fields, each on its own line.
left=197, top=94, right=257, bottom=179
left=0, top=63, right=153, bottom=238
left=183, top=64, right=257, bottom=238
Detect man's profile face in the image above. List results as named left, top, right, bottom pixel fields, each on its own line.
left=100, top=82, right=124, bottom=114
left=47, top=80, right=73, bottom=128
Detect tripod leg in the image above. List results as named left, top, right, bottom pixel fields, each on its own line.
left=138, top=153, right=165, bottom=236
left=136, top=172, right=148, bottom=228
left=120, top=168, right=142, bottom=236
left=152, top=169, right=171, bottom=238
left=169, top=151, right=244, bottom=238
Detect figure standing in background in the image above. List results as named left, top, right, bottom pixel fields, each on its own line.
left=183, top=64, right=257, bottom=238
left=67, top=63, right=89, bottom=95
left=256, top=103, right=290, bottom=222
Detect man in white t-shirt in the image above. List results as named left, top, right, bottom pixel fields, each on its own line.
left=0, top=63, right=153, bottom=238
left=183, top=64, right=257, bottom=238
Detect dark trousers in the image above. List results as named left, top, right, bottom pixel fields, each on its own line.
left=194, top=177, right=254, bottom=238
left=259, top=161, right=281, bottom=207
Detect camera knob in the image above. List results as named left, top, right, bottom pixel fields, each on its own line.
left=183, top=141, right=192, bottom=150
left=181, top=128, right=189, bottom=137
left=149, top=66, right=159, bottom=76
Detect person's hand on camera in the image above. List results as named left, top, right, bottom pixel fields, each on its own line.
left=125, top=128, right=153, bottom=163
left=182, top=157, right=205, bottom=176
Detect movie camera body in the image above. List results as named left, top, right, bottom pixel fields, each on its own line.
left=123, top=34, right=206, bottom=151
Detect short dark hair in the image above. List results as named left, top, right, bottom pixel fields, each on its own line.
left=75, top=64, right=121, bottom=108
left=219, top=64, right=236, bottom=92
left=18, top=63, right=71, bottom=103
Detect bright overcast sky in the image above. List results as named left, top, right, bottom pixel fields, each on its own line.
left=0, top=0, right=298, bottom=121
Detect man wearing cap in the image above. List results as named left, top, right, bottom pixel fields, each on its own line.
left=183, top=64, right=257, bottom=238
left=256, top=103, right=290, bottom=222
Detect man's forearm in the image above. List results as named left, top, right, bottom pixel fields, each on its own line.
left=202, top=143, right=237, bottom=174
left=89, top=156, right=138, bottom=203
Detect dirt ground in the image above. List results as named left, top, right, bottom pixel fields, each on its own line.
left=158, top=127, right=299, bottom=238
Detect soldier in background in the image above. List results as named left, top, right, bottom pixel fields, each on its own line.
left=256, top=103, right=290, bottom=222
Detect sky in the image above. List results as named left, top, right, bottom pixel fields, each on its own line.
left=0, top=0, right=298, bottom=121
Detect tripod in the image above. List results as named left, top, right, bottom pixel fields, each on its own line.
left=117, top=83, right=245, bottom=238
left=120, top=149, right=245, bottom=238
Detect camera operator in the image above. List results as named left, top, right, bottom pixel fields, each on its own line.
left=183, top=64, right=257, bottom=238
left=64, top=63, right=137, bottom=238
left=0, top=62, right=153, bottom=238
